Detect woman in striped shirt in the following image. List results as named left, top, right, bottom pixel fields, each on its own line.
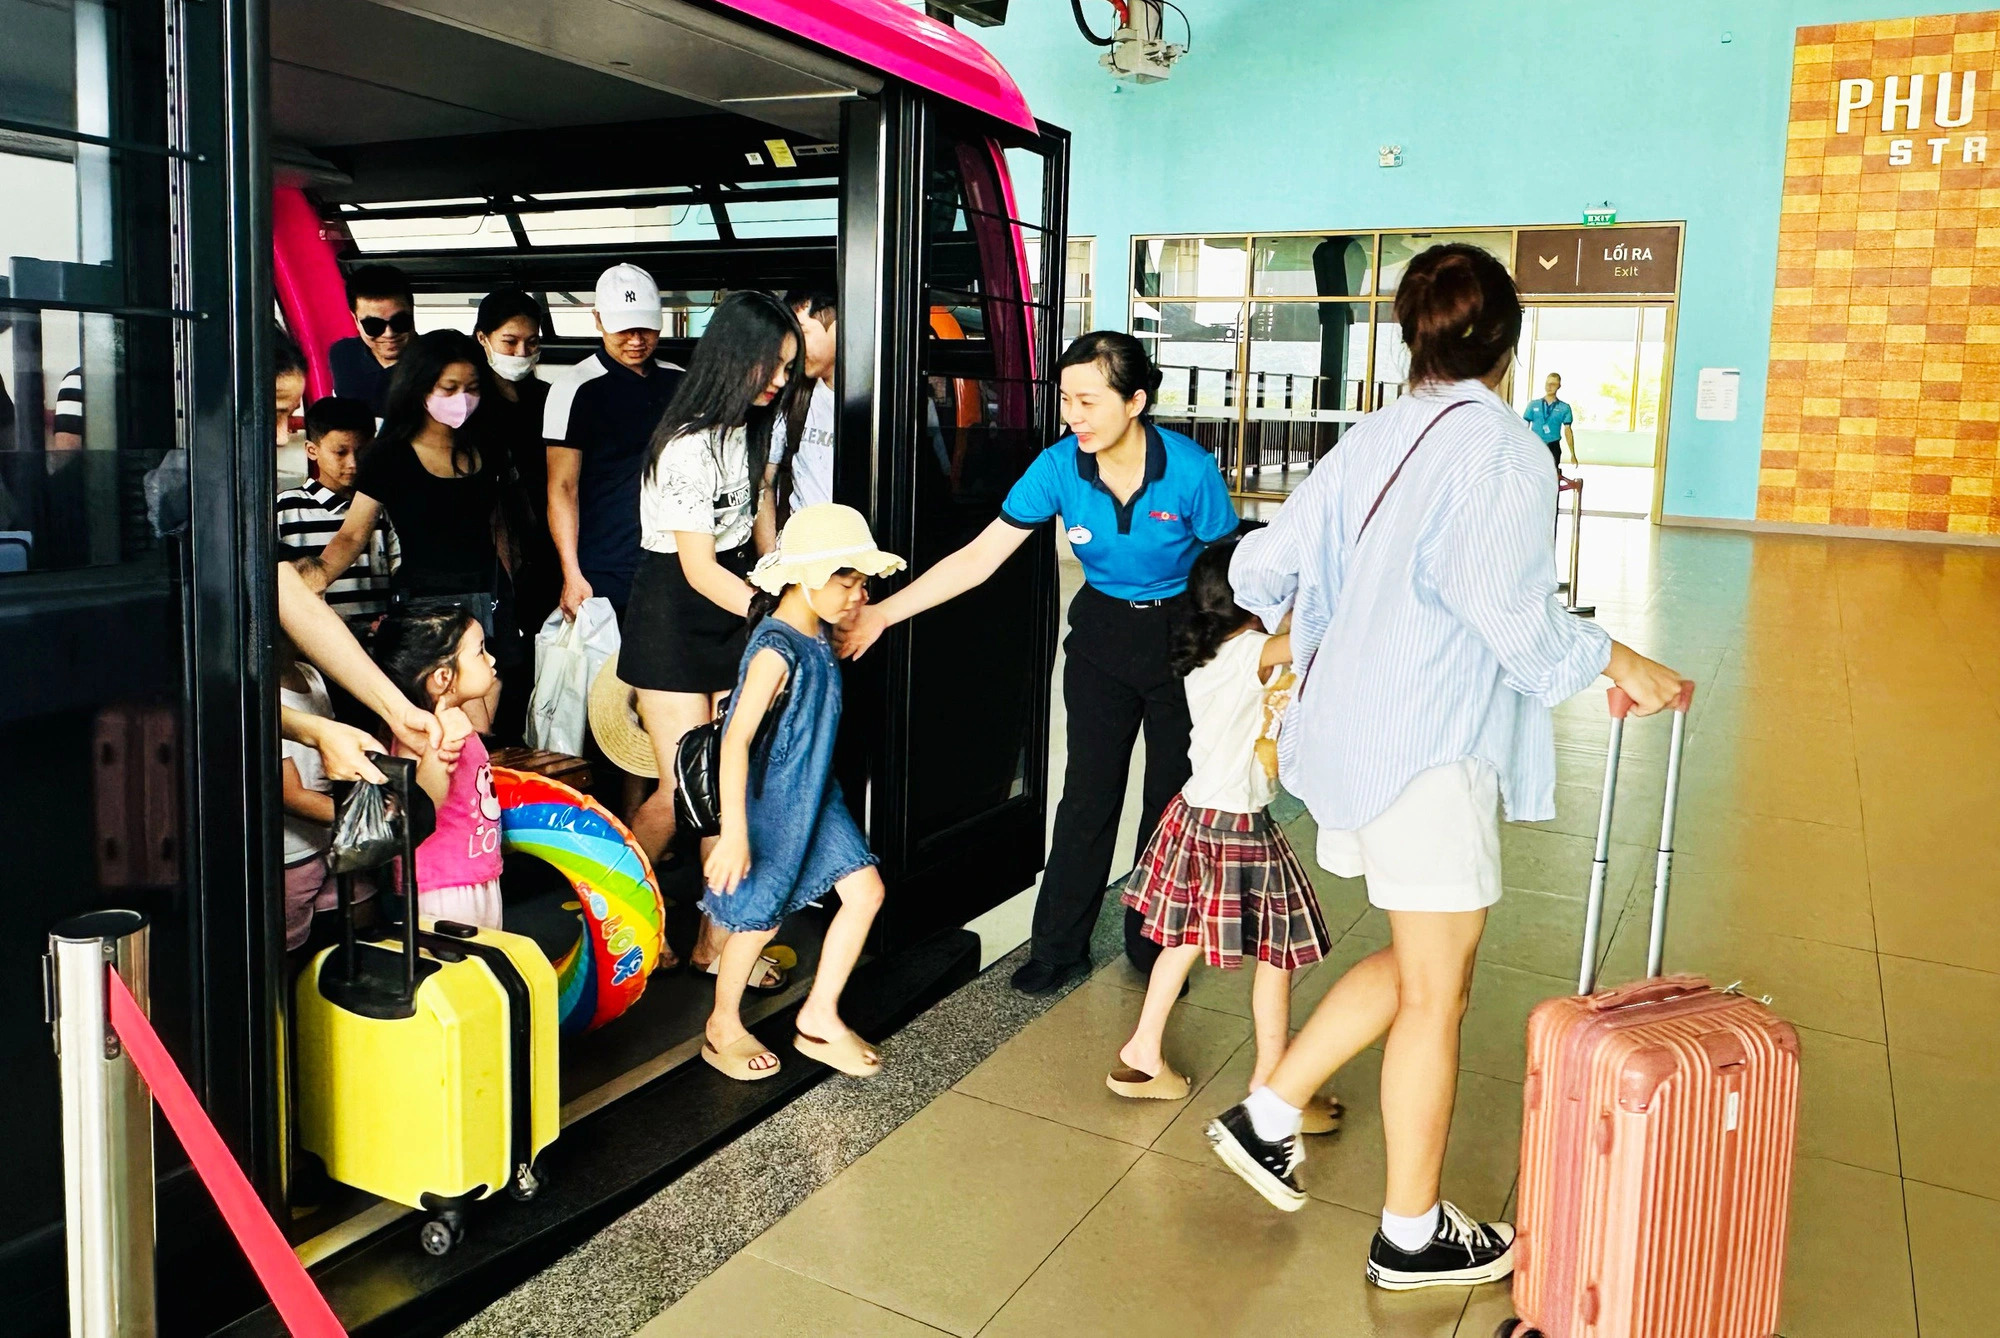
left=1205, top=244, right=1684, bottom=1293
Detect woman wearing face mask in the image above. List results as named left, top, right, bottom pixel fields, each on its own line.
left=314, top=328, right=518, bottom=729
left=475, top=289, right=561, bottom=645
left=842, top=332, right=1243, bottom=995
left=618, top=291, right=801, bottom=978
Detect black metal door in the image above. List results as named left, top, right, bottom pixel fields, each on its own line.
left=836, top=93, right=1068, bottom=951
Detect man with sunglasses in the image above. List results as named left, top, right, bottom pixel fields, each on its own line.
left=328, top=264, right=416, bottom=417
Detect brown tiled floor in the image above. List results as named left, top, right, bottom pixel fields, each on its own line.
left=641, top=523, right=2000, bottom=1338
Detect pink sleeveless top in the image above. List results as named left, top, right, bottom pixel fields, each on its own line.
left=401, top=731, right=503, bottom=891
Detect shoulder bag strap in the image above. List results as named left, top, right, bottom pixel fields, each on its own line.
left=1355, top=399, right=1472, bottom=543
left=1296, top=399, right=1473, bottom=701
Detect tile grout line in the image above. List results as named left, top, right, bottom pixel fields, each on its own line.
left=966, top=1140, right=1151, bottom=1338
left=1838, top=559, right=1924, bottom=1338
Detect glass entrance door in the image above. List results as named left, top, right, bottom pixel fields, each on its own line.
left=1512, top=304, right=1671, bottom=517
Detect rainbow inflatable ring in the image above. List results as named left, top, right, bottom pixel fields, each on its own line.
left=493, top=768, right=666, bottom=1034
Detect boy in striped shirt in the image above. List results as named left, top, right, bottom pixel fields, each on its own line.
left=277, top=397, right=398, bottom=629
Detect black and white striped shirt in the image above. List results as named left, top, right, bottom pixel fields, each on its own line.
left=276, top=480, right=399, bottom=623
left=54, top=367, right=84, bottom=439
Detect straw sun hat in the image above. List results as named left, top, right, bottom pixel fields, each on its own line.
left=750, top=503, right=904, bottom=594
left=588, top=651, right=661, bottom=779
left=587, top=507, right=903, bottom=777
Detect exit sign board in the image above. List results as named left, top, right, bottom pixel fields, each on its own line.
left=1514, top=225, right=1680, bottom=295
left=1583, top=206, right=1617, bottom=225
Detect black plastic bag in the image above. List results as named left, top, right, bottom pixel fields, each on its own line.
left=328, top=756, right=436, bottom=873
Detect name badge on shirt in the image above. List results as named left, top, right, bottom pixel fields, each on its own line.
left=1067, top=525, right=1093, bottom=545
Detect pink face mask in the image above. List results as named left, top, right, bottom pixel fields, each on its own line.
left=426, top=390, right=479, bottom=429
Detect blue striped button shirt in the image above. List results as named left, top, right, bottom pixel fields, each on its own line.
left=1230, top=380, right=1612, bottom=831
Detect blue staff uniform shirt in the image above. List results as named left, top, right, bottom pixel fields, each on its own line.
left=1523, top=396, right=1573, bottom=445
left=999, top=424, right=1239, bottom=600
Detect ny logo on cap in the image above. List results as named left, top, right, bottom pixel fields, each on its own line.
left=624, top=289, right=636, bottom=302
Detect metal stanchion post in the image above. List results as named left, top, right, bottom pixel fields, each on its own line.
left=1561, top=473, right=1596, bottom=618
left=46, top=910, right=156, bottom=1338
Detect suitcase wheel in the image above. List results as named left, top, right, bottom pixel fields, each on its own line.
left=420, top=1214, right=465, bottom=1257
left=508, top=1162, right=543, bottom=1202
left=1494, top=1322, right=1540, bottom=1338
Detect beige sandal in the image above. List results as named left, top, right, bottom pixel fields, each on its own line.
left=702, top=1032, right=781, bottom=1082
left=1300, top=1092, right=1344, bottom=1135
left=696, top=952, right=789, bottom=994
left=795, top=1028, right=882, bottom=1078
left=1105, top=1065, right=1191, bottom=1101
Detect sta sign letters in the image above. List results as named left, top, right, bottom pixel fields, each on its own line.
left=1835, top=71, right=1987, bottom=166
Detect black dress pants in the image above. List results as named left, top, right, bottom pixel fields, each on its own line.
left=1030, top=585, right=1192, bottom=971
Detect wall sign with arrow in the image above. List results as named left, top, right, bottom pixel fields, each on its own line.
left=1513, top=224, right=1680, bottom=296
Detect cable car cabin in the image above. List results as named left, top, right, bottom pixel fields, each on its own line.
left=0, top=1, right=1066, bottom=1332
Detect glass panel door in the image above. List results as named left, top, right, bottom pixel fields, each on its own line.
left=1513, top=303, right=1671, bottom=517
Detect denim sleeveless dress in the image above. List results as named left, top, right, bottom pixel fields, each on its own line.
left=699, top=616, right=878, bottom=933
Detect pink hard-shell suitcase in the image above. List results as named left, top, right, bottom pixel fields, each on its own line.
left=1499, top=684, right=1801, bottom=1338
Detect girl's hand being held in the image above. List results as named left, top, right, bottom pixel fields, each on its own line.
left=838, top=604, right=889, bottom=661
left=1606, top=641, right=1688, bottom=718
left=705, top=829, right=752, bottom=894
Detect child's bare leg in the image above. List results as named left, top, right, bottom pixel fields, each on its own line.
left=1247, top=960, right=1293, bottom=1090
left=704, top=923, right=780, bottom=1052
left=795, top=867, right=885, bottom=1042
left=1117, top=943, right=1202, bottom=1076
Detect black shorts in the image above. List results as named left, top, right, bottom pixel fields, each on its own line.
left=619, top=544, right=754, bottom=694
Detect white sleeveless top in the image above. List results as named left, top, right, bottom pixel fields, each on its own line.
left=1181, top=630, right=1283, bottom=814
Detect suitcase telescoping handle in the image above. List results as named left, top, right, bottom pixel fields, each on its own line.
left=333, top=754, right=424, bottom=1004
left=1576, top=679, right=1696, bottom=995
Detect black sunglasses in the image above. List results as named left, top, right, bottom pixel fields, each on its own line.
left=358, top=311, right=415, bottom=338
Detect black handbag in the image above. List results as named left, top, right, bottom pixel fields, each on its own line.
left=672, top=683, right=789, bottom=839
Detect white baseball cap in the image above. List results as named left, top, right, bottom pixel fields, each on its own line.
left=594, top=263, right=662, bottom=333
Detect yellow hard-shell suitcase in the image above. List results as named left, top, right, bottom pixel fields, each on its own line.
left=294, top=757, right=559, bottom=1255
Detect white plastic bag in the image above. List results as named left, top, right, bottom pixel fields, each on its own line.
left=525, top=598, right=620, bottom=755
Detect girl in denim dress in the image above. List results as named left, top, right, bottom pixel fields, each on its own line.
left=700, top=504, right=906, bottom=1082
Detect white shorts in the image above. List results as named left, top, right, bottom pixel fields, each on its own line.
left=1316, top=759, right=1502, bottom=914
left=419, top=879, right=504, bottom=931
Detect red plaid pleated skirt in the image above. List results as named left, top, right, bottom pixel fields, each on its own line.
left=1122, top=796, right=1330, bottom=971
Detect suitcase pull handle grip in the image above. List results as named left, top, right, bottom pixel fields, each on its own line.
left=1606, top=679, right=1696, bottom=719
left=1587, top=973, right=1712, bottom=1011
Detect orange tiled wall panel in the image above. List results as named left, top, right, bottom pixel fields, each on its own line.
left=1759, top=12, right=2000, bottom=534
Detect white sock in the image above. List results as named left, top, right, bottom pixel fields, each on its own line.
left=1381, top=1203, right=1440, bottom=1253
left=1243, top=1085, right=1303, bottom=1142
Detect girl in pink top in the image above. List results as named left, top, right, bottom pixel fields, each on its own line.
left=372, top=606, right=505, bottom=928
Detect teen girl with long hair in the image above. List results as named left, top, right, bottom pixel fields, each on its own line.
left=620, top=291, right=803, bottom=977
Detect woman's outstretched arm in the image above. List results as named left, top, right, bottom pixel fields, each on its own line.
left=837, top=517, right=1030, bottom=659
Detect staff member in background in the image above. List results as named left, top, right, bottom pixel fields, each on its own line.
left=329, top=264, right=416, bottom=417
left=545, top=265, right=685, bottom=622
left=1523, top=371, right=1575, bottom=467
left=476, top=289, right=560, bottom=649
left=842, top=331, right=1241, bottom=995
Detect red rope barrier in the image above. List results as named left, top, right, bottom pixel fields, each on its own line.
left=107, top=969, right=347, bottom=1337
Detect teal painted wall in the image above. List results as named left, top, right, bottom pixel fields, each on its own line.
left=975, top=1, right=1965, bottom=520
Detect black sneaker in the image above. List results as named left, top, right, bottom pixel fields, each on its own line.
left=1010, top=956, right=1091, bottom=996
left=1365, top=1202, right=1516, bottom=1290
left=1204, top=1102, right=1307, bottom=1212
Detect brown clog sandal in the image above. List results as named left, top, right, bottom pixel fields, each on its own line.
left=1105, top=1065, right=1191, bottom=1101
left=1300, top=1092, right=1344, bottom=1135
left=702, top=1033, right=781, bottom=1082
left=795, top=1028, right=882, bottom=1078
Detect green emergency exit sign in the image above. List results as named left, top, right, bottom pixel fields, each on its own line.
left=1583, top=205, right=1617, bottom=226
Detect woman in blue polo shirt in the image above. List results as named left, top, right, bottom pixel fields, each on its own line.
left=842, top=332, right=1240, bottom=994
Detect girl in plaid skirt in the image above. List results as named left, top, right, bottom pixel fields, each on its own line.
left=1108, top=543, right=1337, bottom=1129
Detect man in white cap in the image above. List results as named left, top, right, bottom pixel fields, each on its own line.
left=544, top=263, right=685, bottom=621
